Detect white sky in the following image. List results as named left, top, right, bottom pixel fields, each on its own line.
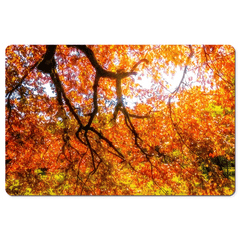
left=44, top=82, right=56, bottom=97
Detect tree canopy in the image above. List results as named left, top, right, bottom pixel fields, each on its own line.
left=5, top=45, right=235, bottom=195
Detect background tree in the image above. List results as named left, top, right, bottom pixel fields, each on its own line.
left=5, top=45, right=235, bottom=195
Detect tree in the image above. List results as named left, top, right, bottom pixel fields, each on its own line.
left=5, top=45, right=235, bottom=195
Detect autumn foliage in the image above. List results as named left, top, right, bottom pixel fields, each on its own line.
left=5, top=45, right=235, bottom=195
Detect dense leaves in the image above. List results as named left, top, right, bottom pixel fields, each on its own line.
left=5, top=45, right=235, bottom=195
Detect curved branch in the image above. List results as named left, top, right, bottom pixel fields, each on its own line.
left=131, top=59, right=149, bottom=72
left=67, top=45, right=138, bottom=79
left=171, top=45, right=194, bottom=95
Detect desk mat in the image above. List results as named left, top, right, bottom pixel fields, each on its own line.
left=5, top=45, right=235, bottom=196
